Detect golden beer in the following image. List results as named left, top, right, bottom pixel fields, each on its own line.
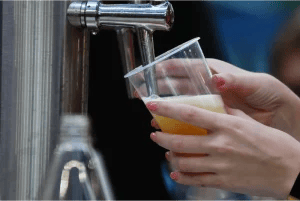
left=144, top=94, right=226, bottom=135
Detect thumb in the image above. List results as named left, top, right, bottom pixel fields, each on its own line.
left=212, top=73, right=261, bottom=97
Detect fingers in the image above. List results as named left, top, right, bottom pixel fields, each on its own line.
left=150, top=131, right=213, bottom=153
left=151, top=119, right=160, bottom=129
left=170, top=171, right=221, bottom=187
left=168, top=152, right=217, bottom=173
left=226, top=106, right=255, bottom=122
left=212, top=72, right=261, bottom=97
left=146, top=101, right=226, bottom=131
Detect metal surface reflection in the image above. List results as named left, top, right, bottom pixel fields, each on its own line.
left=39, top=115, right=114, bottom=200
left=0, top=0, right=175, bottom=199
left=67, top=1, right=174, bottom=97
left=1, top=1, right=90, bottom=199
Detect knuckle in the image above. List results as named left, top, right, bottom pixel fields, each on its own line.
left=181, top=108, right=197, bottom=122
left=215, top=161, right=231, bottom=173
left=170, top=137, right=184, bottom=152
left=215, top=118, right=227, bottom=130
left=177, top=158, right=189, bottom=171
left=209, top=142, right=220, bottom=153
left=209, top=135, right=234, bottom=155
left=223, top=72, right=235, bottom=85
left=223, top=117, right=244, bottom=135
left=230, top=121, right=244, bottom=136
left=216, top=146, right=233, bottom=155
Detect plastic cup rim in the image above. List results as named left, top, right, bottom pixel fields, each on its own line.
left=124, top=37, right=200, bottom=78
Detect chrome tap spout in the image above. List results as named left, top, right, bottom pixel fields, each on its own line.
left=67, top=1, right=174, bottom=32
left=67, top=1, right=174, bottom=97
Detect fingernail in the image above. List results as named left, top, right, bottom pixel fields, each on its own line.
left=151, top=119, right=156, bottom=127
left=170, top=172, right=179, bottom=181
left=165, top=151, right=170, bottom=161
left=150, top=132, right=157, bottom=142
left=212, top=75, right=226, bottom=90
left=151, top=119, right=160, bottom=129
left=146, top=102, right=158, bottom=111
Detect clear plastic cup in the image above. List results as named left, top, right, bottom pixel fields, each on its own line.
left=124, top=38, right=250, bottom=200
left=124, top=37, right=226, bottom=135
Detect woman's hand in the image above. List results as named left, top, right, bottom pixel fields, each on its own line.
left=207, top=59, right=300, bottom=141
left=146, top=100, right=300, bottom=199
left=144, top=58, right=300, bottom=141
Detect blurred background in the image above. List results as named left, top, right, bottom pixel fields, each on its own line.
left=88, top=1, right=300, bottom=199
left=2, top=1, right=300, bottom=200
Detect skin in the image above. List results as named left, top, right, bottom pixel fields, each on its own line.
left=208, top=59, right=300, bottom=141
left=146, top=100, right=300, bottom=199
left=137, top=59, right=300, bottom=198
left=144, top=59, right=300, bottom=141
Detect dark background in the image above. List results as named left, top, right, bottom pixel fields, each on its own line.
left=88, top=2, right=219, bottom=199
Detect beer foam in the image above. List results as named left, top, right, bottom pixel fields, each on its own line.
left=142, top=94, right=224, bottom=108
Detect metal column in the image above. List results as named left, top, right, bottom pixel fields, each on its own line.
left=0, top=1, right=89, bottom=199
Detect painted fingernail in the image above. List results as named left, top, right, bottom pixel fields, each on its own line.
left=170, top=172, right=179, bottom=181
left=151, top=119, right=156, bottom=127
left=150, top=132, right=157, bottom=142
left=151, top=119, right=160, bottom=129
left=212, top=75, right=226, bottom=90
left=165, top=151, right=170, bottom=161
left=146, top=102, right=157, bottom=111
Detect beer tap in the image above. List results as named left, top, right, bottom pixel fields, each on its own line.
left=67, top=0, right=174, bottom=97
left=40, top=1, right=176, bottom=198
left=0, top=0, right=175, bottom=199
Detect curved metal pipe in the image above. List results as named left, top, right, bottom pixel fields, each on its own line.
left=67, top=1, right=174, bottom=31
